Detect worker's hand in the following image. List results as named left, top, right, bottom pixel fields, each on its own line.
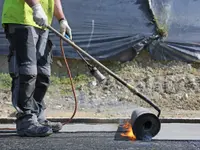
left=60, top=19, right=72, bottom=40
left=32, top=3, right=48, bottom=27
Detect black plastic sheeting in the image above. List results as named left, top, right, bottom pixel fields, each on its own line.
left=0, top=0, right=155, bottom=61
left=149, top=0, right=200, bottom=62
left=50, top=0, right=155, bottom=60
left=1, top=0, right=200, bottom=62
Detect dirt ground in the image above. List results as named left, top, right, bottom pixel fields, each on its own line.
left=1, top=52, right=200, bottom=119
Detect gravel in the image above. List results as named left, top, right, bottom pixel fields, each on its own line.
left=1, top=53, right=200, bottom=119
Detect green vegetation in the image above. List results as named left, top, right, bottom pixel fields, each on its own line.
left=0, top=72, right=91, bottom=92
left=0, top=73, right=11, bottom=89
left=50, top=74, right=90, bottom=86
left=153, top=18, right=168, bottom=37
left=49, top=73, right=92, bottom=95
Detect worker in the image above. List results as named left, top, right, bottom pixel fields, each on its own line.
left=1, top=0, right=72, bottom=137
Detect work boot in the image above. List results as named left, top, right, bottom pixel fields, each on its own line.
left=37, top=109, right=63, bottom=132
left=17, top=123, right=53, bottom=137
left=16, top=114, right=53, bottom=137
left=39, top=120, right=63, bottom=133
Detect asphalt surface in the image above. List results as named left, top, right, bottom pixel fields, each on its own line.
left=0, top=123, right=200, bottom=150
left=0, top=132, right=200, bottom=150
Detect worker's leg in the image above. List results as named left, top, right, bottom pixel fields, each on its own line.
left=5, top=24, right=52, bottom=137
left=34, top=29, right=62, bottom=132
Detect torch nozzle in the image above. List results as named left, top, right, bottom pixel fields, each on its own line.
left=89, top=67, right=106, bottom=82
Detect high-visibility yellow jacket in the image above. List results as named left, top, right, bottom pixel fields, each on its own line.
left=1, top=0, right=54, bottom=28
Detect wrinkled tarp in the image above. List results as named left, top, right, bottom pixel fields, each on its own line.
left=149, top=0, right=200, bottom=62
left=1, top=0, right=200, bottom=62
left=0, top=0, right=155, bottom=61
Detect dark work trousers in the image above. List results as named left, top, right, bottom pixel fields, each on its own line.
left=4, top=24, right=53, bottom=121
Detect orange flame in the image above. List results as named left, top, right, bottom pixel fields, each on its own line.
left=120, top=122, right=136, bottom=141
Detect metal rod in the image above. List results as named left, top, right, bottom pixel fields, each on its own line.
left=65, top=35, right=93, bottom=67
left=47, top=25, right=161, bottom=117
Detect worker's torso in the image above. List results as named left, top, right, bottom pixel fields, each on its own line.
left=1, top=0, right=54, bottom=28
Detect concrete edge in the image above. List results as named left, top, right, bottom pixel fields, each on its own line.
left=1, top=117, right=200, bottom=124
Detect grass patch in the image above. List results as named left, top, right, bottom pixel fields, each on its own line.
left=0, top=72, right=91, bottom=91
left=0, top=73, right=11, bottom=90
left=50, top=74, right=91, bottom=86
left=153, top=18, right=168, bottom=37
left=49, top=74, right=92, bottom=96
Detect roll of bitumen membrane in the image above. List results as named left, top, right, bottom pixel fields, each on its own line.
left=131, top=108, right=161, bottom=141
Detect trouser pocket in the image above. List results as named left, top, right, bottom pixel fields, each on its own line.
left=38, top=39, right=53, bottom=64
left=37, top=39, right=53, bottom=76
left=8, top=51, right=19, bottom=76
left=4, top=24, right=19, bottom=75
left=46, top=39, right=53, bottom=64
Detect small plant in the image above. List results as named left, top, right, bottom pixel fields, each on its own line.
left=153, top=18, right=168, bottom=37
left=49, top=73, right=92, bottom=95
left=0, top=73, right=11, bottom=89
left=50, top=74, right=90, bottom=85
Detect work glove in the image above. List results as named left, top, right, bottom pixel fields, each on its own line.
left=32, top=3, right=48, bottom=27
left=59, top=19, right=72, bottom=40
